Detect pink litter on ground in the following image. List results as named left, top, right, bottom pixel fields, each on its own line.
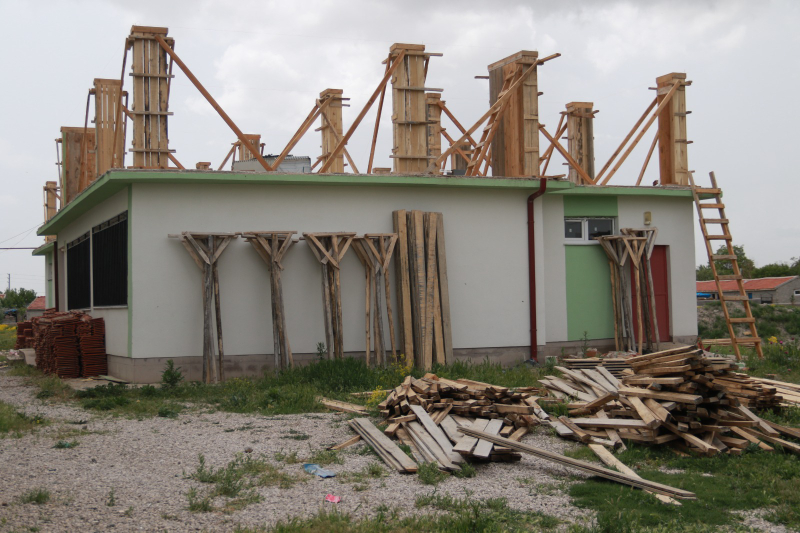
left=325, top=494, right=341, bottom=503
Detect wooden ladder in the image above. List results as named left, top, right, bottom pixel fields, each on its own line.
left=690, top=171, right=763, bottom=360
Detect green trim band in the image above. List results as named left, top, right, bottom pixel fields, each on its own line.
left=38, top=170, right=695, bottom=236
left=31, top=241, right=55, bottom=256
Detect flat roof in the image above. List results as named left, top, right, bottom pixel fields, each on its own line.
left=37, top=169, right=696, bottom=236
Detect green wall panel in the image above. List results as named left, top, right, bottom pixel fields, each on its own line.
left=565, top=245, right=615, bottom=341
left=563, top=195, right=618, bottom=217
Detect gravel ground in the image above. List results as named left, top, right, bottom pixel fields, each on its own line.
left=0, top=368, right=594, bottom=532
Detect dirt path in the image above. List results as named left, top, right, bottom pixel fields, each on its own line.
left=0, top=368, right=591, bottom=532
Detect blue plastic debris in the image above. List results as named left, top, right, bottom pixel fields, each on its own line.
left=303, top=463, right=336, bottom=478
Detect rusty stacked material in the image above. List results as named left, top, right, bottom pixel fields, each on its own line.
left=29, top=310, right=106, bottom=378
left=14, top=322, right=33, bottom=349
left=79, top=318, right=108, bottom=377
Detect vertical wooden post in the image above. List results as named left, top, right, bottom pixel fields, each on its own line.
left=656, top=72, right=689, bottom=186
left=43, top=181, right=58, bottom=243
left=129, top=26, right=173, bottom=169
left=426, top=93, right=442, bottom=162
left=319, top=89, right=344, bottom=173
left=565, top=102, right=596, bottom=185
left=391, top=44, right=429, bottom=173
left=393, top=210, right=414, bottom=366
left=488, top=51, right=539, bottom=177
left=93, top=79, right=126, bottom=176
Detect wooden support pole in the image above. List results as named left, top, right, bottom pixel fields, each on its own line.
left=635, top=130, right=659, bottom=186
left=318, top=89, right=345, bottom=173
left=153, top=33, right=276, bottom=172
left=539, top=125, right=595, bottom=185
left=93, top=79, right=126, bottom=175
left=426, top=93, right=442, bottom=163
left=367, top=56, right=392, bottom=174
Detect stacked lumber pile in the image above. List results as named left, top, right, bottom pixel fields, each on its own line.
left=562, top=357, right=633, bottom=379
left=31, top=310, right=107, bottom=378
left=539, top=345, right=800, bottom=456
left=376, top=374, right=552, bottom=464
left=747, top=377, right=800, bottom=407
left=14, top=321, right=34, bottom=349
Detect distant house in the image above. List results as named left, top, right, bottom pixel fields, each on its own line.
left=697, top=276, right=800, bottom=305
left=26, top=296, right=47, bottom=319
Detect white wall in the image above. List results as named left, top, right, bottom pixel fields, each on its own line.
left=57, top=188, right=129, bottom=356
left=618, top=196, right=698, bottom=338
left=130, top=183, right=534, bottom=359
left=541, top=195, right=569, bottom=343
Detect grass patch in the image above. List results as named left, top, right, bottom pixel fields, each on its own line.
left=188, top=453, right=303, bottom=513
left=0, top=326, right=16, bottom=350
left=452, top=462, right=477, bottom=478
left=417, top=462, right=448, bottom=485
left=0, top=400, right=47, bottom=436
left=338, top=462, right=387, bottom=485
left=237, top=493, right=560, bottom=532
left=568, top=442, right=800, bottom=531
left=14, top=357, right=554, bottom=419
left=308, top=449, right=343, bottom=466
left=18, top=488, right=50, bottom=505
left=53, top=439, right=79, bottom=449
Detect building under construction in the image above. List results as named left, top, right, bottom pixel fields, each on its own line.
left=33, top=26, right=752, bottom=383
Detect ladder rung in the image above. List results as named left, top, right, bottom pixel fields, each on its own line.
left=694, top=187, right=721, bottom=194
left=702, top=218, right=729, bottom=224
left=700, top=203, right=725, bottom=209
left=711, top=255, right=737, bottom=260
left=729, top=317, right=755, bottom=323
left=735, top=337, right=761, bottom=344
left=722, top=294, right=750, bottom=301
left=707, top=235, right=732, bottom=240
left=717, top=274, right=742, bottom=281
left=703, top=337, right=761, bottom=345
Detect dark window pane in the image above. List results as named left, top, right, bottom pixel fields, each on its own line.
left=67, top=234, right=90, bottom=310
left=565, top=220, right=582, bottom=239
left=92, top=214, right=128, bottom=307
left=588, top=218, right=613, bottom=240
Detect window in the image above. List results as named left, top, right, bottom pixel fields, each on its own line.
left=67, top=233, right=90, bottom=309
left=92, top=212, right=127, bottom=307
left=565, top=217, right=615, bottom=242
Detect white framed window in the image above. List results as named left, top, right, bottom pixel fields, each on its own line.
left=794, top=289, right=800, bottom=296
left=564, top=217, right=616, bottom=243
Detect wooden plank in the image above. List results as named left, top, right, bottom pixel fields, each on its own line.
left=473, top=419, right=504, bottom=459
left=569, top=418, right=652, bottom=430
left=435, top=213, right=453, bottom=364
left=439, top=415, right=462, bottom=443
left=617, top=387, right=702, bottom=405
left=422, top=213, right=438, bottom=369
left=588, top=444, right=680, bottom=506
left=328, top=434, right=362, bottom=450
left=409, top=405, right=463, bottom=463
left=406, top=421, right=459, bottom=470
left=409, top=211, right=426, bottom=368
left=393, top=211, right=414, bottom=366
left=453, top=418, right=490, bottom=455
left=350, top=418, right=418, bottom=473
left=318, top=397, right=367, bottom=414
left=627, top=396, right=660, bottom=428
left=460, top=427, right=695, bottom=499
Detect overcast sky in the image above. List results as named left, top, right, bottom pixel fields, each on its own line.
left=1, top=0, right=798, bottom=296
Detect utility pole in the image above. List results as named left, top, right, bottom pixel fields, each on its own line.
left=6, top=274, right=9, bottom=292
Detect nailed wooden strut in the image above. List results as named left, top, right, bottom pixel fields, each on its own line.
left=169, top=231, right=238, bottom=383
left=352, top=234, right=398, bottom=366
left=304, top=233, right=356, bottom=359
left=240, top=231, right=297, bottom=371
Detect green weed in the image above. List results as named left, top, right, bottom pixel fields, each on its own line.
left=0, top=401, right=47, bottom=436
left=417, top=462, right=448, bottom=485
left=18, top=488, right=50, bottom=505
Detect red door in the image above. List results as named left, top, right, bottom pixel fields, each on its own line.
left=631, top=245, right=671, bottom=343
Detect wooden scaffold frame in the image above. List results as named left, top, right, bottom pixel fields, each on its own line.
left=304, top=232, right=356, bottom=359
left=240, top=231, right=297, bottom=371
left=169, top=231, right=238, bottom=383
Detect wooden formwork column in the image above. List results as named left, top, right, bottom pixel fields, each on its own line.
left=59, top=127, right=96, bottom=206
left=565, top=102, right=596, bottom=184
left=656, top=72, right=689, bottom=186
left=391, top=43, right=429, bottom=173
left=319, top=89, right=344, bottom=173
left=426, top=93, right=442, bottom=161
left=93, top=79, right=126, bottom=175
left=235, top=134, right=262, bottom=161
left=488, top=51, right=539, bottom=177
left=128, top=26, right=174, bottom=169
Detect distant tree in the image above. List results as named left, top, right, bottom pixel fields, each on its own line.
left=696, top=264, right=714, bottom=281
left=696, top=245, right=755, bottom=280
left=0, top=288, right=37, bottom=309
left=753, top=262, right=794, bottom=278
